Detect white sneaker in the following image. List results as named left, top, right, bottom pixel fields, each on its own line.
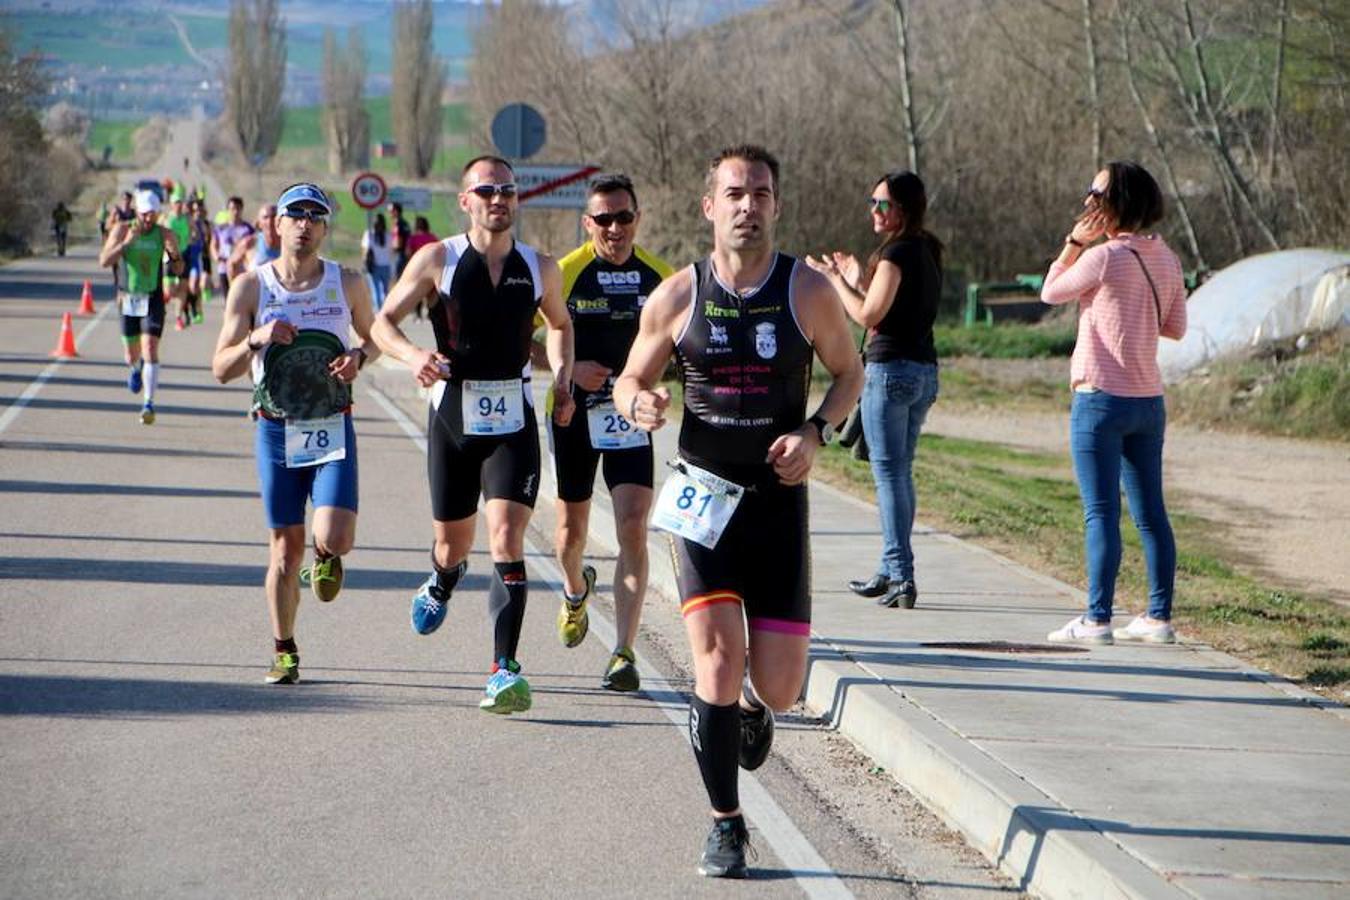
left=1113, top=616, right=1177, bottom=644
left=1047, top=616, right=1113, bottom=645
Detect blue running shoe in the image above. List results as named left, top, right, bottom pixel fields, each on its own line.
left=479, top=660, right=531, bottom=714
left=410, top=574, right=450, bottom=635
left=128, top=364, right=143, bottom=394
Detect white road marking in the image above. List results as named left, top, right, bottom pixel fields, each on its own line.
left=362, top=379, right=855, bottom=899
left=0, top=302, right=113, bottom=436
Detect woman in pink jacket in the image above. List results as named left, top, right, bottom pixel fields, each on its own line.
left=1041, top=161, right=1188, bottom=645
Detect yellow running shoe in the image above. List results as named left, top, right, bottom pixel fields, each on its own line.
left=602, top=647, right=639, bottom=692
left=300, top=556, right=344, bottom=603
left=265, top=651, right=299, bottom=685
left=556, top=564, right=595, bottom=648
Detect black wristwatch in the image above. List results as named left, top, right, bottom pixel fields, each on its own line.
left=807, top=414, right=835, bottom=445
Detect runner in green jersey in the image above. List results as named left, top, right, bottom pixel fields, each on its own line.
left=98, top=189, right=185, bottom=424
left=163, top=186, right=194, bottom=331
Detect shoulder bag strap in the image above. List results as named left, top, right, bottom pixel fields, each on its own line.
left=1124, top=246, right=1163, bottom=331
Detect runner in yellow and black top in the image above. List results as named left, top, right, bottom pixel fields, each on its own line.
left=98, top=189, right=185, bottom=425
left=549, top=174, right=672, bottom=693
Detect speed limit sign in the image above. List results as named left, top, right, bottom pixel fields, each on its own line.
left=350, top=171, right=387, bottom=210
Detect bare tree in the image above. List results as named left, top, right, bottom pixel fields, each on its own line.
left=322, top=27, right=369, bottom=174
left=226, top=0, right=287, bottom=171
left=892, top=0, right=922, bottom=173
left=391, top=0, right=446, bottom=179
left=1081, top=0, right=1103, bottom=170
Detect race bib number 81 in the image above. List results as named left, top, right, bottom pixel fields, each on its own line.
left=284, top=414, right=347, bottom=468
left=651, top=460, right=743, bottom=549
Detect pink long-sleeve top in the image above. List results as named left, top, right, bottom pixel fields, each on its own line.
left=1042, top=233, right=1187, bottom=397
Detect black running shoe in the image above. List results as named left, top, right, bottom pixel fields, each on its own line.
left=877, top=580, right=918, bottom=609
left=847, top=574, right=890, bottom=598
left=698, top=816, right=752, bottom=878
left=738, top=703, right=774, bottom=771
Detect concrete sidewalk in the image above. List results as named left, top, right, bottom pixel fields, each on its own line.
left=365, top=361, right=1348, bottom=900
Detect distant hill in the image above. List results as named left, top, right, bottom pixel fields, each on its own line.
left=12, top=0, right=769, bottom=119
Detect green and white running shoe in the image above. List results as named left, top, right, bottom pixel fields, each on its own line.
left=479, top=660, right=531, bottom=714
left=300, top=556, right=343, bottom=603
left=265, top=651, right=299, bottom=685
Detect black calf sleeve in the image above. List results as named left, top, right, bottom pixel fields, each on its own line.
left=488, top=560, right=528, bottom=663
left=690, top=695, right=741, bottom=814
left=433, top=551, right=466, bottom=594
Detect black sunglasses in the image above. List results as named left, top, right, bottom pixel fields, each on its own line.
left=588, top=210, right=636, bottom=227
left=469, top=183, right=517, bottom=200
left=280, top=207, right=329, bottom=224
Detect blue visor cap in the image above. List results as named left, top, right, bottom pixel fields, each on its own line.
left=277, top=183, right=332, bottom=215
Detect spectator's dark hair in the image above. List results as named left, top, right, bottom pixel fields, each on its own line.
left=867, top=170, right=944, bottom=279
left=389, top=202, right=403, bottom=216
left=705, top=144, right=780, bottom=197
left=120, top=191, right=133, bottom=202
left=1100, top=160, right=1165, bottom=232
left=461, top=154, right=515, bottom=185
left=228, top=196, right=244, bottom=208
left=414, top=216, right=430, bottom=232
left=588, top=173, right=638, bottom=209
left=373, top=213, right=387, bottom=244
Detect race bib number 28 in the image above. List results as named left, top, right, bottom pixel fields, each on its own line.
left=586, top=400, right=648, bottom=450
left=650, top=460, right=743, bottom=549
left=284, top=415, right=347, bottom=468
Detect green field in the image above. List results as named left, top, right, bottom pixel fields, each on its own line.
left=12, top=12, right=194, bottom=68
left=86, top=120, right=142, bottom=162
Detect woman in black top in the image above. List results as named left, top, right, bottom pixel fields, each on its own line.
left=807, top=171, right=941, bottom=608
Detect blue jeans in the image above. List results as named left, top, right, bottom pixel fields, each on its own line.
left=1069, top=391, right=1176, bottom=623
left=861, top=359, right=939, bottom=582
left=369, top=265, right=391, bottom=310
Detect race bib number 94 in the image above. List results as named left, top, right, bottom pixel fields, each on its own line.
left=284, top=414, right=347, bottom=468
left=462, top=379, right=525, bottom=435
left=587, top=400, right=648, bottom=450
left=651, top=460, right=743, bottom=549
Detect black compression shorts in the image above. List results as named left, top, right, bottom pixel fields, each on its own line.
left=547, top=394, right=653, bottom=502
left=668, top=480, right=811, bottom=636
left=120, top=289, right=166, bottom=339
left=427, top=382, right=541, bottom=521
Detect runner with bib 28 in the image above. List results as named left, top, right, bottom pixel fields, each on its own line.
left=211, top=183, right=378, bottom=686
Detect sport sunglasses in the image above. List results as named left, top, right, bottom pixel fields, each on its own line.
left=587, top=210, right=637, bottom=227
left=280, top=207, right=329, bottom=224
left=468, top=183, right=518, bottom=199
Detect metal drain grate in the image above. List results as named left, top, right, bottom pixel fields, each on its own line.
left=920, top=641, right=1089, bottom=654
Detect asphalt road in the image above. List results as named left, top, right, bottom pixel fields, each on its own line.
left=0, top=247, right=1017, bottom=898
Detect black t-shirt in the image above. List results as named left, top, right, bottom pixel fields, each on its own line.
left=865, top=237, right=940, bottom=365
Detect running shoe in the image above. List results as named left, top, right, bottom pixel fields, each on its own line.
left=601, top=647, right=639, bottom=693
left=410, top=575, right=450, bottom=635
left=300, top=555, right=343, bottom=603
left=556, top=564, right=595, bottom=648
left=698, top=816, right=753, bottom=878
left=175, top=315, right=185, bottom=331
left=738, top=703, right=774, bottom=771
left=192, top=311, right=204, bottom=324
left=139, top=402, right=155, bottom=425
left=127, top=364, right=143, bottom=394
left=265, top=651, right=299, bottom=685
left=479, top=661, right=531, bottom=714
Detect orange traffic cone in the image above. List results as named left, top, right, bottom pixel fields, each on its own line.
left=77, top=280, right=96, bottom=315
left=49, top=311, right=79, bottom=358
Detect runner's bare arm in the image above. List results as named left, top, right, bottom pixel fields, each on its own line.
left=535, top=254, right=576, bottom=426
left=227, top=234, right=254, bottom=280
left=330, top=267, right=380, bottom=383
left=370, top=240, right=448, bottom=387
left=612, top=266, right=691, bottom=433
left=161, top=227, right=185, bottom=277
left=212, top=271, right=264, bottom=384
left=97, top=222, right=132, bottom=269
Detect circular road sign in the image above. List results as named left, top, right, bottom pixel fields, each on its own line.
left=350, top=171, right=387, bottom=210
left=491, top=103, right=547, bottom=160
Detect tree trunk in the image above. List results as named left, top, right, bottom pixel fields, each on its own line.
left=892, top=0, right=920, bottom=173
left=1081, top=0, right=1102, bottom=170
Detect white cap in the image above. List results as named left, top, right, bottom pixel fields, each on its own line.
left=134, top=190, right=162, bottom=214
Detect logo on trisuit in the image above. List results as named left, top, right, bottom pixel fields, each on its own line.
left=253, top=330, right=351, bottom=420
